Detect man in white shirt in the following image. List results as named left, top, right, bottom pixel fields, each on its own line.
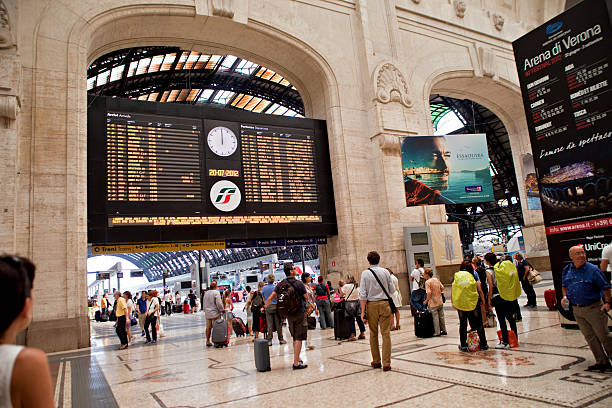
left=164, top=290, right=173, bottom=316
left=359, top=251, right=396, bottom=372
left=410, top=259, right=425, bottom=292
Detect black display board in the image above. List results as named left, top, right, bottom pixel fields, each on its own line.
left=88, top=96, right=337, bottom=244
left=513, top=0, right=612, bottom=319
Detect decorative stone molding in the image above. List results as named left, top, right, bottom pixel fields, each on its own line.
left=478, top=46, right=496, bottom=78
left=0, top=1, right=15, bottom=49
left=371, top=133, right=401, bottom=155
left=411, top=0, right=421, bottom=4
left=493, top=13, right=504, bottom=31
left=210, top=0, right=235, bottom=19
left=374, top=63, right=413, bottom=108
left=453, top=1, right=466, bottom=18
left=0, top=94, right=18, bottom=120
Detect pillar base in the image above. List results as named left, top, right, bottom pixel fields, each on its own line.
left=25, top=316, right=90, bottom=353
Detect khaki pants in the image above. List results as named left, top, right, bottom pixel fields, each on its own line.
left=573, top=301, right=612, bottom=365
left=138, top=313, right=146, bottom=331
left=366, top=300, right=392, bottom=367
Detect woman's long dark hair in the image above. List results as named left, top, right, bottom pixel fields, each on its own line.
left=0, top=256, right=36, bottom=335
left=459, top=260, right=474, bottom=273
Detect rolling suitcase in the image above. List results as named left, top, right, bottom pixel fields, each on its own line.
left=414, top=310, right=434, bottom=338
left=544, top=289, right=556, bottom=310
left=211, top=315, right=230, bottom=348
left=254, top=338, right=271, bottom=372
left=307, top=316, right=317, bottom=330
left=333, top=308, right=350, bottom=340
left=95, top=310, right=101, bottom=322
left=233, top=317, right=247, bottom=337
left=183, top=303, right=190, bottom=314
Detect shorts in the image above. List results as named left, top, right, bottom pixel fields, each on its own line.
left=206, top=315, right=220, bottom=328
left=287, top=312, right=307, bottom=341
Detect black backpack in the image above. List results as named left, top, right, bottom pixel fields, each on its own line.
left=250, top=292, right=264, bottom=313
left=315, top=283, right=327, bottom=297
left=277, top=280, right=301, bottom=318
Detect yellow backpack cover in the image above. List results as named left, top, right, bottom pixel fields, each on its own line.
left=494, top=260, right=521, bottom=301
left=451, top=271, right=479, bottom=311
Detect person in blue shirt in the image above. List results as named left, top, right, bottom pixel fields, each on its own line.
left=261, top=273, right=286, bottom=346
left=137, top=290, right=148, bottom=337
left=561, top=246, right=612, bottom=372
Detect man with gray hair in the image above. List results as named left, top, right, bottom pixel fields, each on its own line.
left=203, top=281, right=224, bottom=347
left=262, top=273, right=286, bottom=345
left=561, top=246, right=612, bottom=372
left=113, top=290, right=129, bottom=350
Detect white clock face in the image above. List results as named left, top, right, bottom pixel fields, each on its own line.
left=207, top=126, right=238, bottom=157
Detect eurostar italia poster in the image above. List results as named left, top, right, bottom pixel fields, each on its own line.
left=401, top=134, right=494, bottom=206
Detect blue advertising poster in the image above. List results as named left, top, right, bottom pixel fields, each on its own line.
left=401, top=134, right=494, bottom=205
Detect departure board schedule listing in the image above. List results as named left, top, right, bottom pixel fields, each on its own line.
left=106, top=112, right=202, bottom=202
left=88, top=96, right=337, bottom=244
left=512, top=0, right=612, bottom=320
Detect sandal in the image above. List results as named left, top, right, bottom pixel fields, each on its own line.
left=292, top=363, right=308, bottom=370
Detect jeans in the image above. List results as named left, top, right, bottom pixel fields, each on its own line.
left=348, top=315, right=366, bottom=335
left=145, top=315, right=158, bottom=341
left=366, top=300, right=392, bottom=367
left=521, top=279, right=537, bottom=306
left=166, top=302, right=172, bottom=316
left=265, top=304, right=284, bottom=341
left=316, top=299, right=334, bottom=329
left=457, top=309, right=488, bottom=348
left=429, top=305, right=446, bottom=335
left=494, top=298, right=518, bottom=344
left=116, top=315, right=128, bottom=345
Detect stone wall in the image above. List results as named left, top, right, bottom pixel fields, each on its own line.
left=2, top=0, right=564, bottom=351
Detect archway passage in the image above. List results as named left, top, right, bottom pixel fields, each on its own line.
left=87, top=47, right=305, bottom=117
left=429, top=94, right=524, bottom=250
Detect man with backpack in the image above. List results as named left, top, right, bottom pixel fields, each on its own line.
left=315, top=275, right=334, bottom=329
left=262, top=263, right=309, bottom=370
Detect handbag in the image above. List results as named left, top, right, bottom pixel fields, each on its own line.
left=368, top=268, right=397, bottom=314
left=344, top=284, right=361, bottom=317
left=130, top=315, right=138, bottom=326
left=527, top=266, right=542, bottom=284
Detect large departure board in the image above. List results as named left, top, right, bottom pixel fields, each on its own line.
left=88, top=96, right=337, bottom=244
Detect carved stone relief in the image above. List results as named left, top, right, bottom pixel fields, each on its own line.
left=478, top=46, right=496, bottom=78
left=493, top=13, right=505, bottom=31
left=374, top=63, right=413, bottom=108
left=453, top=1, right=466, bottom=18
left=0, top=1, right=15, bottom=49
left=211, top=0, right=235, bottom=19
left=412, top=0, right=422, bottom=4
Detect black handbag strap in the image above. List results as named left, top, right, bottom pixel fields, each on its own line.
left=346, top=283, right=356, bottom=300
left=368, top=268, right=392, bottom=302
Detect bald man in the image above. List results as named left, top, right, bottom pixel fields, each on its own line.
left=561, top=246, right=612, bottom=372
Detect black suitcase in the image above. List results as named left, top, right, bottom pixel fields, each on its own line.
left=254, top=338, right=271, bottom=372
left=414, top=310, right=434, bottom=338
left=95, top=310, right=101, bottom=322
left=307, top=316, right=316, bottom=330
left=333, top=308, right=350, bottom=340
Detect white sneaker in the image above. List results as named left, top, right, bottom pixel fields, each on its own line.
left=495, top=342, right=509, bottom=349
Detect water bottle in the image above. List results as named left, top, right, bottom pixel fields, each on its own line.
left=562, top=296, right=569, bottom=311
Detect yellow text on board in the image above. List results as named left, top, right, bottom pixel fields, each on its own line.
left=91, top=241, right=226, bottom=254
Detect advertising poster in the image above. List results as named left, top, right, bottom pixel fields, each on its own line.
left=401, top=134, right=494, bottom=206
left=521, top=153, right=542, bottom=210
left=430, top=223, right=463, bottom=266
left=513, top=0, right=612, bottom=319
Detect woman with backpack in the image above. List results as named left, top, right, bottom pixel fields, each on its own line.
left=315, top=276, right=334, bottom=329
left=246, top=282, right=265, bottom=341
left=485, top=252, right=520, bottom=349
left=451, top=261, right=489, bottom=352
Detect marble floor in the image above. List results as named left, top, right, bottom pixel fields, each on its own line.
left=47, top=283, right=612, bottom=407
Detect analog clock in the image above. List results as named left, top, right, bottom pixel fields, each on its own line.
left=207, top=126, right=238, bottom=157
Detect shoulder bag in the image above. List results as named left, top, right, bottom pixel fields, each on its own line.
left=368, top=268, right=397, bottom=314
left=344, top=284, right=361, bottom=317
left=527, top=261, right=543, bottom=284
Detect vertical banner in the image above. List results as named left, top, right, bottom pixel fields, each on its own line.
left=401, top=134, right=494, bottom=206
left=513, top=0, right=612, bottom=319
left=521, top=153, right=542, bottom=210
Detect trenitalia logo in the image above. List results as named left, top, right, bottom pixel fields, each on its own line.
left=210, top=180, right=241, bottom=212
left=215, top=188, right=236, bottom=204
left=546, top=21, right=563, bottom=35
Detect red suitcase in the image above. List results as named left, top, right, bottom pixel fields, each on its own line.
left=183, top=303, right=190, bottom=314
left=544, top=289, right=556, bottom=310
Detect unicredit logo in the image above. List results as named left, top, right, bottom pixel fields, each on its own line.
left=583, top=242, right=606, bottom=251
left=546, top=21, right=563, bottom=35
left=210, top=180, right=241, bottom=212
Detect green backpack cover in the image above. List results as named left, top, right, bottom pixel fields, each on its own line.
left=451, top=271, right=479, bottom=311
left=494, top=260, right=521, bottom=301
